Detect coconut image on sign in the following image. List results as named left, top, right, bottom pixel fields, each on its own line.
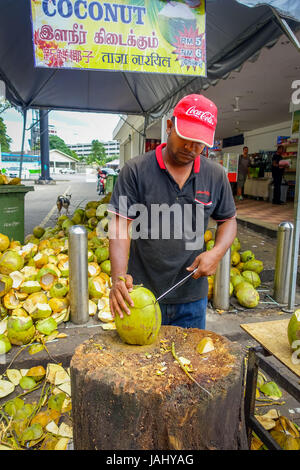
left=158, top=1, right=197, bottom=45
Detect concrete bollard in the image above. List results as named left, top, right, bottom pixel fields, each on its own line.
left=213, top=248, right=231, bottom=311
left=68, top=225, right=89, bottom=324
left=273, top=221, right=294, bottom=305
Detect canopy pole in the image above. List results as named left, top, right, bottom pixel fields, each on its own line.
left=38, top=108, right=52, bottom=182
left=19, top=108, right=27, bottom=179
left=271, top=8, right=300, bottom=52
left=161, top=115, right=167, bottom=143
left=287, top=124, right=300, bottom=311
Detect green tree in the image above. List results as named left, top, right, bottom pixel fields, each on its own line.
left=87, top=139, right=106, bottom=165
left=0, top=101, right=12, bottom=152
left=0, top=117, right=12, bottom=152
left=49, top=135, right=79, bottom=160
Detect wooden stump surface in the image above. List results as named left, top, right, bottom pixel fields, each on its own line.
left=70, top=326, right=248, bottom=450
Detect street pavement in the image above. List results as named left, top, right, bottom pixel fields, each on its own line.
left=23, top=172, right=98, bottom=236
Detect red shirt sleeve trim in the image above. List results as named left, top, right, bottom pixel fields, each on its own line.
left=107, top=209, right=134, bottom=221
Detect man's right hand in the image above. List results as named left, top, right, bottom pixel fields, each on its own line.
left=109, top=274, right=134, bottom=319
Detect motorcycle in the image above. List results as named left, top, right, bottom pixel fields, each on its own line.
left=97, top=172, right=106, bottom=195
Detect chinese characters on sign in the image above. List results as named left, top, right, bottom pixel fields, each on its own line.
left=30, top=0, right=206, bottom=76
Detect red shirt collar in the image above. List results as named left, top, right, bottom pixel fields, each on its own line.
left=155, top=143, right=200, bottom=173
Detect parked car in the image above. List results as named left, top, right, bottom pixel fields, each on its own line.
left=101, top=167, right=117, bottom=175
left=60, top=168, right=76, bottom=174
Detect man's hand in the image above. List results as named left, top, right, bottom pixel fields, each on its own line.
left=109, top=274, right=134, bottom=319
left=186, top=248, right=223, bottom=279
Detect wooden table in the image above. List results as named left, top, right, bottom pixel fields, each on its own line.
left=240, top=319, right=300, bottom=377
left=240, top=318, right=300, bottom=450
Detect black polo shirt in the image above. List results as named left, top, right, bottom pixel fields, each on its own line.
left=108, top=144, right=236, bottom=304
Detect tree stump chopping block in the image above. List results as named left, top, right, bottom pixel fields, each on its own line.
left=70, top=326, right=248, bottom=450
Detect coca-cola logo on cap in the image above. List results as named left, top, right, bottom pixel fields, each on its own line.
left=186, top=106, right=215, bottom=126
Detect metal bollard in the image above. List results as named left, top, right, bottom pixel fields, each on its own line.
left=273, top=221, right=294, bottom=305
left=68, top=225, right=89, bottom=325
left=213, top=248, right=231, bottom=311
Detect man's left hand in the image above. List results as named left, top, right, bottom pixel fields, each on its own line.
left=186, top=248, right=223, bottom=279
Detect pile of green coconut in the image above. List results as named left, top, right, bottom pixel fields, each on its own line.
left=0, top=196, right=114, bottom=356
left=206, top=232, right=263, bottom=309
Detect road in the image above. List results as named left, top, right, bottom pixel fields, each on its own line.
left=24, top=173, right=99, bottom=236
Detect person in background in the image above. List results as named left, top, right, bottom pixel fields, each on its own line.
left=236, top=146, right=250, bottom=201
left=272, top=145, right=285, bottom=205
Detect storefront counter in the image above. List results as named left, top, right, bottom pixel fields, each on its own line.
left=244, top=177, right=272, bottom=200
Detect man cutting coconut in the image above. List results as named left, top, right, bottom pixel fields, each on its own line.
left=108, top=94, right=237, bottom=329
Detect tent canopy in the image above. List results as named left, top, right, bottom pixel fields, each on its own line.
left=0, top=0, right=299, bottom=119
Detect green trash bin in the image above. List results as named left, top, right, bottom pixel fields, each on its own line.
left=105, top=174, right=118, bottom=194
left=0, top=185, right=34, bottom=244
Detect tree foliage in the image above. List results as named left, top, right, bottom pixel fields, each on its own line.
left=0, top=101, right=12, bottom=152
left=0, top=117, right=12, bottom=152
left=85, top=139, right=106, bottom=165
left=49, top=135, right=79, bottom=160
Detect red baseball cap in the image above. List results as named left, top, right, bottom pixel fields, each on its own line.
left=173, top=94, right=218, bottom=148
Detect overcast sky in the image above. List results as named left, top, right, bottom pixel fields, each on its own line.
left=2, top=107, right=121, bottom=151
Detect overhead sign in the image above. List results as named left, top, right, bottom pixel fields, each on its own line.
left=30, top=0, right=206, bottom=76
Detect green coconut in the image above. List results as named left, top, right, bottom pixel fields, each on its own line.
left=231, top=237, right=241, bottom=252
left=234, top=280, right=253, bottom=295
left=20, top=281, right=42, bottom=294
left=58, top=261, right=69, bottom=277
left=241, top=270, right=261, bottom=288
left=19, top=376, right=36, bottom=391
left=95, top=246, right=109, bottom=263
left=23, top=292, right=48, bottom=315
left=0, top=274, right=13, bottom=297
left=21, top=266, right=38, bottom=282
left=0, top=233, right=10, bottom=252
left=7, top=316, right=36, bottom=346
left=242, top=259, right=264, bottom=274
left=61, top=219, right=74, bottom=234
left=33, top=226, right=45, bottom=239
left=236, top=285, right=259, bottom=308
left=100, top=260, right=111, bottom=276
left=88, top=217, right=98, bottom=229
left=240, top=250, right=255, bottom=263
left=287, top=310, right=300, bottom=351
left=231, top=275, right=245, bottom=291
left=31, top=303, right=52, bottom=321
left=71, top=212, right=82, bottom=225
left=36, top=317, right=57, bottom=336
left=4, top=397, right=24, bottom=417
left=0, top=303, right=8, bottom=318
left=85, top=201, right=99, bottom=210
left=114, top=286, right=161, bottom=346
left=49, top=282, right=68, bottom=298
left=96, top=204, right=108, bottom=220
left=88, top=276, right=104, bottom=299
left=57, top=215, right=69, bottom=226
left=206, top=240, right=215, bottom=251
left=231, top=251, right=240, bottom=266
left=0, top=334, right=11, bottom=355
left=230, top=267, right=240, bottom=279
left=0, top=250, right=24, bottom=275
left=85, top=208, right=97, bottom=219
